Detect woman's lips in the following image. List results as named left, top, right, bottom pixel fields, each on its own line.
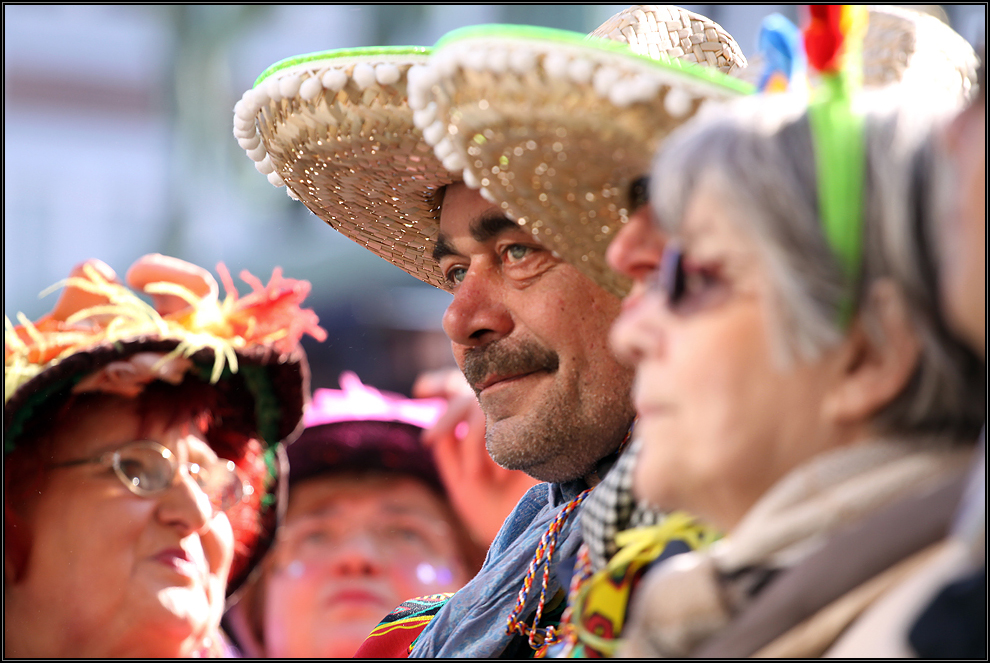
left=153, top=548, right=201, bottom=580
left=325, top=587, right=390, bottom=609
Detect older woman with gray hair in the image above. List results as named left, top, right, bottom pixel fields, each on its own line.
left=606, top=88, right=985, bottom=657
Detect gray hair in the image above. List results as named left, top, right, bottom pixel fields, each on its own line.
left=649, top=90, right=985, bottom=442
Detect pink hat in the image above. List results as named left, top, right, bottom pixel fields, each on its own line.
left=288, top=372, right=449, bottom=492
left=304, top=371, right=447, bottom=429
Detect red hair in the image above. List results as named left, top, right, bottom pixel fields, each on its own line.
left=4, top=374, right=270, bottom=586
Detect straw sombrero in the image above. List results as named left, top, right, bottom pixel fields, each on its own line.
left=409, top=11, right=752, bottom=297
left=236, top=6, right=747, bottom=294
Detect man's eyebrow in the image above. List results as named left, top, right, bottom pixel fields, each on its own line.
left=472, top=213, right=518, bottom=243
left=432, top=212, right=520, bottom=263
left=432, top=234, right=458, bottom=262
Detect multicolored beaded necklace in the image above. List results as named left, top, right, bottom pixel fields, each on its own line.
left=504, top=427, right=634, bottom=654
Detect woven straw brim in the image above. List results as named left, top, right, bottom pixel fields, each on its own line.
left=860, top=6, right=977, bottom=101
left=237, top=50, right=454, bottom=291
left=589, top=4, right=746, bottom=73
left=413, top=27, right=750, bottom=297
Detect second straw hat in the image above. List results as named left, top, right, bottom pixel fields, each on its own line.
left=235, top=6, right=748, bottom=294
left=409, top=8, right=752, bottom=296
left=410, top=20, right=751, bottom=296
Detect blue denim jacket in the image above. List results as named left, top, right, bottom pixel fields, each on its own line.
left=409, top=478, right=589, bottom=657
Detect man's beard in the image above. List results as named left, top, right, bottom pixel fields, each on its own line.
left=461, top=337, right=634, bottom=483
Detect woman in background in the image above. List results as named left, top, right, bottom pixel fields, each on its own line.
left=223, top=373, right=484, bottom=658
left=4, top=254, right=321, bottom=657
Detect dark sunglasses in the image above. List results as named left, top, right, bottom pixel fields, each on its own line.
left=655, top=240, right=686, bottom=305
left=628, top=175, right=650, bottom=212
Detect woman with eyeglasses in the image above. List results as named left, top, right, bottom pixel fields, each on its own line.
left=3, top=254, right=322, bottom=657
left=605, top=88, right=985, bottom=657
left=223, top=372, right=484, bottom=658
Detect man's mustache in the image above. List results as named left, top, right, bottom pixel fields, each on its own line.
left=462, top=339, right=560, bottom=395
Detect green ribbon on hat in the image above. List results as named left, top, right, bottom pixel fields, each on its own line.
left=808, top=74, right=865, bottom=327
left=805, top=5, right=868, bottom=327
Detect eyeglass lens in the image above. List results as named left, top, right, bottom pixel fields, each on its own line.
left=113, top=443, right=244, bottom=512
left=628, top=175, right=650, bottom=212
left=657, top=242, right=686, bottom=305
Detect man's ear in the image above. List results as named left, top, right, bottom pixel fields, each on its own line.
left=822, top=279, right=922, bottom=425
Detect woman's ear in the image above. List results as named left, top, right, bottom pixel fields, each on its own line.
left=822, top=279, right=922, bottom=425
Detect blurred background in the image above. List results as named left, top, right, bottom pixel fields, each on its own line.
left=5, top=4, right=985, bottom=394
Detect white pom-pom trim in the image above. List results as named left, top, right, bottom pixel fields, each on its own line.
left=463, top=48, right=488, bottom=72
left=509, top=49, right=535, bottom=73
left=352, top=62, right=376, bottom=89
left=412, top=102, right=437, bottom=129
left=542, top=52, right=570, bottom=80
left=246, top=143, right=267, bottom=161
left=375, top=63, right=401, bottom=86
left=267, top=171, right=285, bottom=187
left=479, top=187, right=497, bottom=203
left=433, top=136, right=455, bottom=159
left=568, top=58, right=594, bottom=84
left=664, top=87, right=692, bottom=117
left=299, top=76, right=322, bottom=101
left=442, top=152, right=464, bottom=172
left=462, top=168, right=480, bottom=189
left=488, top=49, right=509, bottom=73
left=255, top=156, right=275, bottom=175
left=286, top=187, right=301, bottom=201
left=238, top=134, right=261, bottom=150
left=422, top=120, right=445, bottom=146
left=266, top=78, right=283, bottom=102
left=406, top=64, right=437, bottom=98
left=609, top=79, right=636, bottom=108
left=234, top=125, right=256, bottom=140
left=246, top=87, right=267, bottom=113
left=436, top=52, right=459, bottom=77
left=322, top=68, right=348, bottom=91
left=233, top=99, right=248, bottom=120
left=593, top=66, right=616, bottom=97
left=279, top=75, right=301, bottom=98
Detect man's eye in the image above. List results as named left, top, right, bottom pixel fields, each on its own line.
left=504, top=245, right=532, bottom=262
left=445, top=266, right=467, bottom=284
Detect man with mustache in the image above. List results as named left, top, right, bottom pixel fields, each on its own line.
left=237, top=6, right=747, bottom=656
left=433, top=185, right=635, bottom=485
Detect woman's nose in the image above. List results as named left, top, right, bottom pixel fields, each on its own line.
left=607, top=204, right=665, bottom=285
left=610, top=290, right=668, bottom=367
left=157, top=468, right=213, bottom=534
left=327, top=531, right=384, bottom=578
left=441, top=266, right=514, bottom=347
